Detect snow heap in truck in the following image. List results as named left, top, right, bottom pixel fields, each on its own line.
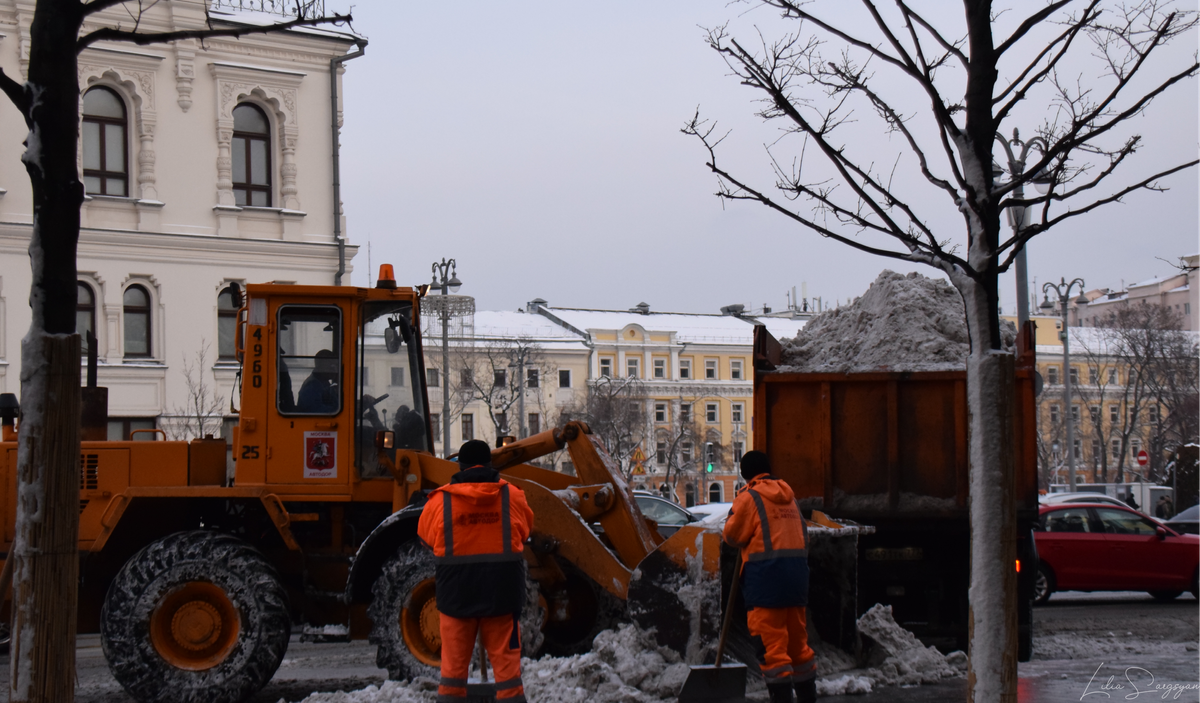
left=778, top=270, right=1015, bottom=373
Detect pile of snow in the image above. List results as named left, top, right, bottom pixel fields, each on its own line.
left=291, top=606, right=966, bottom=702
left=777, top=270, right=1015, bottom=373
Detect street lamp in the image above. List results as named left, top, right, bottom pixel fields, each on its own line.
left=1041, top=277, right=1089, bottom=491
left=431, top=258, right=461, bottom=457
left=994, top=128, right=1053, bottom=326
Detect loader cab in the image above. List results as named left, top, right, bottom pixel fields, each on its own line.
left=234, top=277, right=431, bottom=491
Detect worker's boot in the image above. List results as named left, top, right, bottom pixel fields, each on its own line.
left=767, top=682, right=794, bottom=703
left=794, top=678, right=817, bottom=703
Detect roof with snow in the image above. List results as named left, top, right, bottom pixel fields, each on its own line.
left=538, top=306, right=758, bottom=344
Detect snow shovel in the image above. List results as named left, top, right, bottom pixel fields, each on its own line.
left=677, top=553, right=747, bottom=703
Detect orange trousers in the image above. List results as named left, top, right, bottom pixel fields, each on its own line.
left=747, top=606, right=816, bottom=684
left=437, top=612, right=525, bottom=702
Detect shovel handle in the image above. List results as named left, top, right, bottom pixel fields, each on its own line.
left=714, top=549, right=742, bottom=669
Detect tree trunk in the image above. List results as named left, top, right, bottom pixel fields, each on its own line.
left=10, top=2, right=86, bottom=701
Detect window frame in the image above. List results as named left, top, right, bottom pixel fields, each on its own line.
left=1049, top=404, right=1060, bottom=424
left=427, top=368, right=440, bottom=388
left=730, top=359, right=743, bottom=380
left=526, top=368, right=539, bottom=388
left=654, top=402, right=667, bottom=424
left=731, top=402, right=744, bottom=423
left=626, top=357, right=640, bottom=379
left=653, top=358, right=666, bottom=379
left=82, top=86, right=129, bottom=197
left=704, top=359, right=718, bottom=380
left=1046, top=366, right=1059, bottom=385
left=77, top=281, right=97, bottom=356
left=122, top=284, right=153, bottom=359
left=461, top=413, right=474, bottom=441
left=217, top=283, right=242, bottom=361
left=705, top=402, right=719, bottom=424
left=231, top=103, right=272, bottom=207
left=679, top=359, right=691, bottom=379
left=599, top=358, right=613, bottom=378
left=558, top=369, right=571, bottom=388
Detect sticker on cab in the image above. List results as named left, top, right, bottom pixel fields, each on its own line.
left=304, top=431, right=337, bottom=479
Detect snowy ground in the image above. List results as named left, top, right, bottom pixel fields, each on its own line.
left=17, top=590, right=1195, bottom=702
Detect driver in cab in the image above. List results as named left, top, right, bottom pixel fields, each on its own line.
left=297, top=349, right=338, bottom=413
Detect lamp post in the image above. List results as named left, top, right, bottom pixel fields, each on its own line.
left=994, top=129, right=1052, bottom=326
left=1041, top=277, right=1088, bottom=491
left=431, top=258, right=461, bottom=458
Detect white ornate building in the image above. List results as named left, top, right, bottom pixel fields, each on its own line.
left=0, top=0, right=363, bottom=445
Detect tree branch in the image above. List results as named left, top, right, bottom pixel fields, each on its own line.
left=994, top=0, right=1074, bottom=56
left=993, top=2, right=1098, bottom=122
left=78, top=11, right=353, bottom=52
left=896, top=0, right=968, bottom=67
left=0, top=67, right=30, bottom=125
left=82, top=0, right=149, bottom=16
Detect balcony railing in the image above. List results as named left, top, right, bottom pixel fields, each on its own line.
left=211, top=0, right=326, bottom=17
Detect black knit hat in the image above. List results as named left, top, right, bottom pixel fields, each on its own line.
left=740, top=450, right=770, bottom=481
left=458, top=439, right=492, bottom=468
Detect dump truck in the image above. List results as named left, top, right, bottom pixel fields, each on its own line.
left=750, top=324, right=1040, bottom=661
left=0, top=268, right=764, bottom=703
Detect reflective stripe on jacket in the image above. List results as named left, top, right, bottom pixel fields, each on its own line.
left=722, top=474, right=810, bottom=608
left=418, top=468, right=534, bottom=618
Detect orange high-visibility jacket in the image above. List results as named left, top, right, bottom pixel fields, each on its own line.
left=418, top=469, right=534, bottom=618
left=723, top=474, right=810, bottom=608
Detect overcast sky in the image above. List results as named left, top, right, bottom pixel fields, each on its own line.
left=338, top=1, right=1198, bottom=316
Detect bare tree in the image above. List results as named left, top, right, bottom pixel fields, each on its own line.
left=684, top=2, right=1196, bottom=698
left=454, top=337, right=551, bottom=441
left=164, top=344, right=226, bottom=442
left=0, top=2, right=352, bottom=700
left=564, top=375, right=650, bottom=480
left=1070, top=330, right=1125, bottom=482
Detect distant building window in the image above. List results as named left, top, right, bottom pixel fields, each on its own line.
left=709, top=483, right=723, bottom=503
left=684, top=484, right=696, bottom=508
left=527, top=369, right=539, bottom=388
left=82, top=87, right=128, bottom=196
left=655, top=402, right=667, bottom=424
left=705, top=359, right=718, bottom=380
left=1130, top=438, right=1141, bottom=457
left=1071, top=405, right=1080, bottom=423
left=427, top=369, right=440, bottom=387
left=1069, top=366, right=1079, bottom=385
left=1150, top=405, right=1160, bottom=424
left=460, top=368, right=473, bottom=386
left=681, top=441, right=693, bottom=464
left=217, top=284, right=241, bottom=360
left=430, top=413, right=441, bottom=439
left=731, top=403, right=744, bottom=423
left=77, top=282, right=96, bottom=355
left=1089, top=367, right=1098, bottom=385
left=732, top=441, right=744, bottom=464
left=1089, top=405, right=1100, bottom=421
left=599, top=358, right=612, bottom=378
left=653, top=358, right=666, bottom=379
left=680, top=404, right=691, bottom=424
left=108, top=417, right=156, bottom=441
left=558, top=369, right=571, bottom=388
left=390, top=367, right=405, bottom=386
left=730, top=359, right=743, bottom=380
left=495, top=411, right=508, bottom=433
left=1050, top=405, right=1060, bottom=424
left=679, top=359, right=691, bottom=379
left=123, top=284, right=151, bottom=358
left=461, top=413, right=474, bottom=441
left=1073, top=439, right=1081, bottom=460
left=1047, top=366, right=1059, bottom=385
left=528, top=413, right=540, bottom=435
left=656, top=441, right=667, bottom=464
left=706, top=402, right=719, bottom=424
left=1111, top=439, right=1121, bottom=460
left=1108, top=368, right=1118, bottom=384
left=1091, top=439, right=1100, bottom=461
left=232, top=103, right=271, bottom=207
left=494, top=369, right=506, bottom=387
left=627, top=358, right=640, bottom=379
left=1109, top=405, right=1119, bottom=423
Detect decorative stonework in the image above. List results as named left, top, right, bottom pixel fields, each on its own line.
left=78, top=48, right=164, bottom=205
left=209, top=62, right=305, bottom=212
left=174, top=44, right=196, bottom=112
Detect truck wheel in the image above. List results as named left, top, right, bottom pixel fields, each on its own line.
left=369, top=541, right=546, bottom=680
left=369, top=540, right=440, bottom=681
left=101, top=530, right=290, bottom=703
left=1033, top=565, right=1054, bottom=606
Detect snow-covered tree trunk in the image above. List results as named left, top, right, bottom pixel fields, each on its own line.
left=7, top=2, right=86, bottom=701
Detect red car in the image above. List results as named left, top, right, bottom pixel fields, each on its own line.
left=1034, top=503, right=1200, bottom=604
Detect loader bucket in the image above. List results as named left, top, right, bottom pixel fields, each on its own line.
left=627, top=525, right=725, bottom=662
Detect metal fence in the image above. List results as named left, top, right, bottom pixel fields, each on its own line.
left=211, top=0, right=326, bottom=17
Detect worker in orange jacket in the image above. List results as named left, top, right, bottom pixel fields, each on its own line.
left=723, top=451, right=816, bottom=703
left=418, top=440, right=535, bottom=703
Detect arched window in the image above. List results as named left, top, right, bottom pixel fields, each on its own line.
left=709, top=482, right=723, bottom=503
left=77, top=282, right=96, bottom=354
left=684, top=483, right=697, bottom=508
left=82, top=87, right=128, bottom=196
left=123, top=285, right=151, bottom=358
left=217, top=283, right=242, bottom=360
left=232, top=103, right=271, bottom=207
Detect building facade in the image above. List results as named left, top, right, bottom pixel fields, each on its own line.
left=0, top=1, right=362, bottom=446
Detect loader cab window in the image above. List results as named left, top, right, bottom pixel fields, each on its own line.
left=277, top=306, right=342, bottom=416
left=357, top=300, right=429, bottom=477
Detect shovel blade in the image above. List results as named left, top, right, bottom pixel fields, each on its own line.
left=677, top=664, right=747, bottom=703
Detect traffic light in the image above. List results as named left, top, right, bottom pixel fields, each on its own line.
left=705, top=442, right=715, bottom=473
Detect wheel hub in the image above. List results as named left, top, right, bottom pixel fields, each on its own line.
left=171, top=600, right=223, bottom=651
left=400, top=577, right=441, bottom=666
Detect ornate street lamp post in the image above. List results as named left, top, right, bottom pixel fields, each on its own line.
left=1041, top=278, right=1089, bottom=491
left=430, top=259, right=462, bottom=458
left=994, top=129, right=1053, bottom=326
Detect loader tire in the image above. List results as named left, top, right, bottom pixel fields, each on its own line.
left=101, top=530, right=290, bottom=703
left=369, top=540, right=546, bottom=680
left=369, top=540, right=440, bottom=681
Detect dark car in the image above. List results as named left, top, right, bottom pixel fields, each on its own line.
left=1165, top=504, right=1200, bottom=535
left=633, top=492, right=698, bottom=538
left=1034, top=503, right=1200, bottom=605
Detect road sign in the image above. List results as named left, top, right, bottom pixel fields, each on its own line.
left=1136, top=449, right=1149, bottom=467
